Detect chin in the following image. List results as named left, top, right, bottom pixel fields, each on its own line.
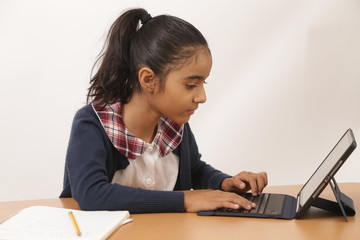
left=169, top=116, right=190, bottom=125
left=173, top=119, right=189, bottom=125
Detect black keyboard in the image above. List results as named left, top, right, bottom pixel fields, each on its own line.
left=217, top=193, right=284, bottom=215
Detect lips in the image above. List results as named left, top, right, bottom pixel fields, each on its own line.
left=187, top=108, right=197, bottom=115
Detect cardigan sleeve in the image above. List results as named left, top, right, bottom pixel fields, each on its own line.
left=60, top=105, right=184, bottom=213
left=178, top=123, right=232, bottom=190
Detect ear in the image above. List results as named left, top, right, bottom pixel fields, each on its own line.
left=138, top=67, right=159, bottom=94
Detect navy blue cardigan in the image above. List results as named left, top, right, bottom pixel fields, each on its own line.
left=60, top=104, right=230, bottom=213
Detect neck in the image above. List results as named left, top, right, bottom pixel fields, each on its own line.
left=122, top=93, right=161, bottom=143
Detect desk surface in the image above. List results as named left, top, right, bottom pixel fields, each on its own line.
left=1, top=183, right=359, bottom=240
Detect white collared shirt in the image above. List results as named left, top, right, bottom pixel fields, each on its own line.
left=112, top=142, right=179, bottom=190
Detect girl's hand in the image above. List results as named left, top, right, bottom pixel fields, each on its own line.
left=221, top=171, right=268, bottom=196
left=183, top=189, right=256, bottom=213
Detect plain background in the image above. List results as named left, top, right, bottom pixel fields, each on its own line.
left=1, top=0, right=359, bottom=201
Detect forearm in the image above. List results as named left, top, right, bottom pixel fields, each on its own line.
left=191, top=162, right=231, bottom=189
left=74, top=182, right=185, bottom=213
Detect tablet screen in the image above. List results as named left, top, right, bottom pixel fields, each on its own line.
left=298, top=129, right=356, bottom=207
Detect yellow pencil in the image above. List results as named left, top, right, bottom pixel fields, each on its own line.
left=69, top=211, right=82, bottom=236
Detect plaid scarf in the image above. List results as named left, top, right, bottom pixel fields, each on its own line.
left=92, top=102, right=184, bottom=160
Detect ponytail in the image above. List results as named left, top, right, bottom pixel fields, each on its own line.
left=87, top=8, right=148, bottom=106
left=87, top=8, right=209, bottom=107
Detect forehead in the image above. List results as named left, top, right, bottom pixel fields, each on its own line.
left=189, top=48, right=212, bottom=67
left=169, top=48, right=212, bottom=76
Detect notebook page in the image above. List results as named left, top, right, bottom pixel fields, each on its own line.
left=0, top=206, right=130, bottom=240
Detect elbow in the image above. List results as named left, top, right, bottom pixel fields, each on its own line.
left=77, top=200, right=98, bottom=211
left=73, top=190, right=104, bottom=211
left=75, top=194, right=106, bottom=211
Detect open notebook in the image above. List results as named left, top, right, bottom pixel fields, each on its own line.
left=0, top=206, right=131, bottom=240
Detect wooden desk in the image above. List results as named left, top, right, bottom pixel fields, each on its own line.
left=1, top=183, right=359, bottom=240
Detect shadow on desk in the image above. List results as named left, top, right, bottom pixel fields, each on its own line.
left=299, top=207, right=350, bottom=220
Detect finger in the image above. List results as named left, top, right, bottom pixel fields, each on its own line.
left=233, top=172, right=252, bottom=191
left=232, top=177, right=247, bottom=191
left=249, top=177, right=259, bottom=196
left=220, top=202, right=240, bottom=210
left=257, top=172, right=268, bottom=194
left=234, top=197, right=256, bottom=210
left=230, top=193, right=256, bottom=210
left=264, top=172, right=268, bottom=185
left=217, top=192, right=255, bottom=211
left=256, top=175, right=266, bottom=194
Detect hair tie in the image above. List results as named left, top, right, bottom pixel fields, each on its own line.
left=141, top=14, right=152, bottom=25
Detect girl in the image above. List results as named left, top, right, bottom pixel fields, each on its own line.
left=60, top=8, right=268, bottom=213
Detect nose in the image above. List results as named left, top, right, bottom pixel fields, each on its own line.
left=193, top=85, right=207, bottom=104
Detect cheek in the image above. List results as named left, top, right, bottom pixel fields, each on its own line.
left=157, top=93, right=187, bottom=116
left=152, top=92, right=180, bottom=115
left=161, top=86, right=186, bottom=105
left=161, top=95, right=183, bottom=112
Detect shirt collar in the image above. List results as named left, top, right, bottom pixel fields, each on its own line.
left=92, top=102, right=184, bottom=159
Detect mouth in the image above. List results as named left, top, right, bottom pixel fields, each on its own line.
left=187, top=108, right=197, bottom=115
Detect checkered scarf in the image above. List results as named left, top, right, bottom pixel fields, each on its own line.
left=92, top=102, right=184, bottom=159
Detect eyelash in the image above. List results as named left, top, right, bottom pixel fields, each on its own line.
left=186, top=81, right=208, bottom=89
left=186, top=84, right=196, bottom=89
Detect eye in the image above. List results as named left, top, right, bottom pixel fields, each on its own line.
left=186, top=84, right=197, bottom=89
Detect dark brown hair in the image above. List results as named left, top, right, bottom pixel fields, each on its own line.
left=87, top=8, right=209, bottom=106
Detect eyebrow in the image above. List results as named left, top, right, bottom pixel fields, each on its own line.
left=185, top=75, right=206, bottom=81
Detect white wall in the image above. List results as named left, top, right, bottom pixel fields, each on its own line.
left=1, top=0, right=359, bottom=201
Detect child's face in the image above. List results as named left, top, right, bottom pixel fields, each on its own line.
left=151, top=48, right=212, bottom=124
